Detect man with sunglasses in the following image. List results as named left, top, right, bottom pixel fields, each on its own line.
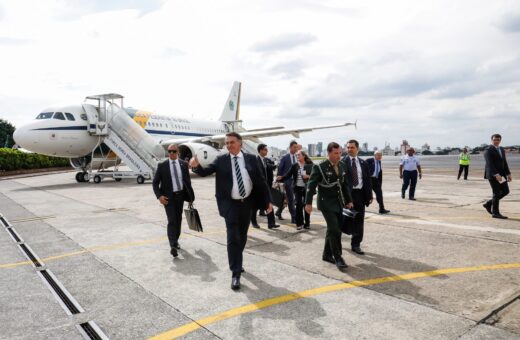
left=153, top=144, right=195, bottom=258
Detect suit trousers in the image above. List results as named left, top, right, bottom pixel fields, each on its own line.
left=322, top=208, right=343, bottom=259
left=251, top=208, right=275, bottom=226
left=402, top=170, right=418, bottom=198
left=370, top=177, right=385, bottom=211
left=276, top=182, right=295, bottom=219
left=225, top=197, right=253, bottom=277
left=293, top=185, right=306, bottom=226
left=164, top=192, right=185, bottom=248
left=458, top=165, right=469, bottom=180
left=487, top=178, right=510, bottom=214
left=350, top=189, right=366, bottom=247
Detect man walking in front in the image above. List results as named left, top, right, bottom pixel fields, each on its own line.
left=305, top=142, right=353, bottom=270
left=153, top=144, right=195, bottom=259
left=342, top=140, right=373, bottom=255
left=190, top=132, right=273, bottom=290
left=483, top=134, right=512, bottom=219
left=366, top=150, right=390, bottom=214
left=399, top=147, right=422, bottom=200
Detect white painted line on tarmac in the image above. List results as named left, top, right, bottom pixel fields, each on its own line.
left=395, top=219, right=520, bottom=236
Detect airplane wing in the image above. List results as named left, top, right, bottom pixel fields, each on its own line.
left=159, top=122, right=356, bottom=146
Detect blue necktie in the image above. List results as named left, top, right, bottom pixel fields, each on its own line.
left=234, top=156, right=246, bottom=198
left=172, top=161, right=182, bottom=191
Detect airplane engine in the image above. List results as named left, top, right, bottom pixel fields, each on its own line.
left=178, top=143, right=223, bottom=167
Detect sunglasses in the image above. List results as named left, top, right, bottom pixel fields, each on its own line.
left=168, top=150, right=178, bottom=154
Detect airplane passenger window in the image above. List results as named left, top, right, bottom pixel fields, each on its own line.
left=53, top=112, right=66, bottom=120
left=36, top=112, right=54, bottom=119
left=65, top=113, right=75, bottom=121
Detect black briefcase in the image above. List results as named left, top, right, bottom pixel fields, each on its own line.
left=341, top=208, right=358, bottom=235
left=270, top=187, right=284, bottom=208
left=184, top=203, right=203, bottom=232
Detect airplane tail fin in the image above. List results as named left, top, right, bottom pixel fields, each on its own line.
left=219, top=81, right=241, bottom=122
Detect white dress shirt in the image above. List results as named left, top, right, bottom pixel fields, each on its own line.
left=400, top=155, right=420, bottom=171
left=372, top=160, right=381, bottom=178
left=169, top=159, right=183, bottom=192
left=349, top=156, right=363, bottom=189
left=230, top=152, right=253, bottom=199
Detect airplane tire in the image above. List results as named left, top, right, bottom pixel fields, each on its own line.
left=93, top=175, right=101, bottom=183
left=114, top=178, right=122, bottom=182
left=136, top=175, right=145, bottom=184
left=75, top=172, right=84, bottom=182
left=82, top=172, right=90, bottom=182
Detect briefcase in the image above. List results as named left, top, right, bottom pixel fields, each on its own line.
left=269, top=186, right=284, bottom=208
left=340, top=209, right=358, bottom=235
left=184, top=203, right=203, bottom=232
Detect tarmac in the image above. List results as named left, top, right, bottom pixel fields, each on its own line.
left=0, top=154, right=519, bottom=339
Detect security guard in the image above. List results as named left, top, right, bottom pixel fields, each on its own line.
left=399, top=147, right=422, bottom=200
left=457, top=148, right=471, bottom=180
left=305, top=142, right=353, bottom=270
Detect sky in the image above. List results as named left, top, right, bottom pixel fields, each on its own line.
left=1, top=0, right=519, bottom=150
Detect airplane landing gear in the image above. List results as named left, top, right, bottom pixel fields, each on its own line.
left=75, top=172, right=89, bottom=183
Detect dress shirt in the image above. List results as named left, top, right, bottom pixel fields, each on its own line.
left=372, top=160, right=380, bottom=178
left=169, top=159, right=183, bottom=192
left=230, top=152, right=253, bottom=199
left=400, top=155, right=420, bottom=171
left=349, top=156, right=363, bottom=189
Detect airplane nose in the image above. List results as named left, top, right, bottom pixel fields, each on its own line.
left=13, top=126, right=27, bottom=148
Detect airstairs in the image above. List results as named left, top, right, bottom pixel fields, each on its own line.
left=80, top=94, right=165, bottom=184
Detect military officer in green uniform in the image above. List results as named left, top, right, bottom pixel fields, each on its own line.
left=305, top=142, right=353, bottom=269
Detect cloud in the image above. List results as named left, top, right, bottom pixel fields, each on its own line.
left=161, top=47, right=185, bottom=58
left=251, top=32, right=317, bottom=53
left=0, top=37, right=30, bottom=45
left=269, top=60, right=306, bottom=79
left=69, top=0, right=164, bottom=16
left=495, top=12, right=520, bottom=33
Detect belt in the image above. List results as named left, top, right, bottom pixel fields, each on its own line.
left=232, top=196, right=250, bottom=203
left=172, top=190, right=184, bottom=195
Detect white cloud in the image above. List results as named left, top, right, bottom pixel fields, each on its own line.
left=0, top=0, right=519, bottom=150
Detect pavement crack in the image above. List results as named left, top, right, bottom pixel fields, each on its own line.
left=477, top=293, right=520, bottom=326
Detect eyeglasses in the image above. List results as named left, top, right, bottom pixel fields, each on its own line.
left=168, top=150, right=178, bottom=154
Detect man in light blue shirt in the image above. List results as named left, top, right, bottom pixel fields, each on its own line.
left=399, top=148, right=422, bottom=200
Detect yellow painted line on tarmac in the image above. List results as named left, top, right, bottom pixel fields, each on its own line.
left=149, top=262, right=520, bottom=340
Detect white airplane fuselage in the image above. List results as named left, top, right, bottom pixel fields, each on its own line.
left=14, top=105, right=227, bottom=158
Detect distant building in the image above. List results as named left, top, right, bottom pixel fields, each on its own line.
left=308, top=144, right=317, bottom=157
left=373, top=146, right=378, bottom=152
left=382, top=143, right=394, bottom=156
left=421, top=143, right=430, bottom=152
left=362, top=142, right=368, bottom=152
left=316, top=142, right=323, bottom=156
left=400, top=140, right=411, bottom=155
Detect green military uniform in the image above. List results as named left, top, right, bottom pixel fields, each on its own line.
left=305, top=159, right=352, bottom=260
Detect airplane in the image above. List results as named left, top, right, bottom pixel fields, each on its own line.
left=13, top=82, right=356, bottom=183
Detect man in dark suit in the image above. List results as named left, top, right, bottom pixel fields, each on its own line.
left=251, top=144, right=280, bottom=229
left=153, top=144, right=195, bottom=258
left=190, top=132, right=273, bottom=290
left=483, top=134, right=512, bottom=219
left=342, top=139, right=373, bottom=255
left=366, top=150, right=390, bottom=214
left=275, top=141, right=299, bottom=223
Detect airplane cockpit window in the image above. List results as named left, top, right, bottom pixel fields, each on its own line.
left=65, top=112, right=75, bottom=121
left=36, top=112, right=54, bottom=119
left=53, top=112, right=66, bottom=120
left=80, top=113, right=88, bottom=120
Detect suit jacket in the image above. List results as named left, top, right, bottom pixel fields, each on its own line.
left=193, top=153, right=271, bottom=217
left=342, top=156, right=373, bottom=206
left=153, top=159, right=195, bottom=203
left=257, top=155, right=275, bottom=185
left=279, top=162, right=313, bottom=187
left=366, top=157, right=383, bottom=183
left=484, top=145, right=511, bottom=179
left=305, top=160, right=352, bottom=213
left=277, top=153, right=296, bottom=184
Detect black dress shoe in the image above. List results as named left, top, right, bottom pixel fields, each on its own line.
left=303, top=224, right=310, bottom=229
left=379, top=209, right=390, bottom=214
left=401, top=191, right=405, bottom=199
left=492, top=214, right=508, bottom=219
left=173, top=243, right=181, bottom=250
left=352, top=247, right=365, bottom=255
left=483, top=202, right=492, bottom=215
left=170, top=248, right=178, bottom=258
left=231, top=277, right=241, bottom=290
left=409, top=197, right=416, bottom=201
left=275, top=213, right=284, bottom=220
left=322, top=255, right=335, bottom=264
left=268, top=224, right=280, bottom=229
left=334, top=256, right=348, bottom=269
left=241, top=267, right=245, bottom=273
left=251, top=222, right=260, bottom=228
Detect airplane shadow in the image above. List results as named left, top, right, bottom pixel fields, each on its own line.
left=237, top=272, right=326, bottom=338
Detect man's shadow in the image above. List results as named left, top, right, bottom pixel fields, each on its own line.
left=170, top=249, right=218, bottom=282
left=345, top=250, right=444, bottom=306
left=237, top=272, right=326, bottom=338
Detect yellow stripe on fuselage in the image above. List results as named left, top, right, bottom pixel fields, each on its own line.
left=132, top=110, right=152, bottom=129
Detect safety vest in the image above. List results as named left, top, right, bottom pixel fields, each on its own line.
left=459, top=153, right=470, bottom=165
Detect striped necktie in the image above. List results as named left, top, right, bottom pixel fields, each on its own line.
left=233, top=156, right=246, bottom=198
left=171, top=161, right=182, bottom=191
left=351, top=158, right=359, bottom=186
